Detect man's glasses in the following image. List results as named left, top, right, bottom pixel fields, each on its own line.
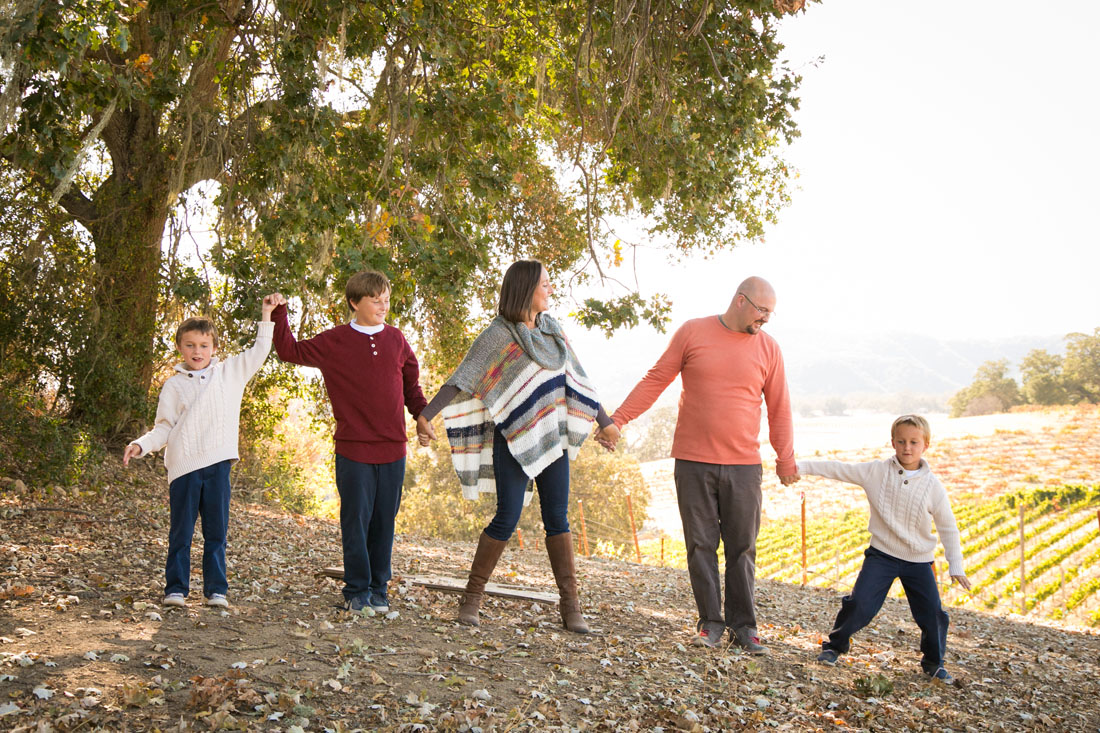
left=738, top=292, right=773, bottom=318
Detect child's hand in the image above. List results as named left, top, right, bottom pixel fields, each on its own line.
left=122, top=443, right=141, bottom=466
left=594, top=424, right=620, bottom=452
left=951, top=574, right=972, bottom=591
left=416, top=415, right=436, bottom=446
left=261, top=293, right=286, bottom=321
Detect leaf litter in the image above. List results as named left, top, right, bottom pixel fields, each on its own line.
left=0, top=425, right=1098, bottom=731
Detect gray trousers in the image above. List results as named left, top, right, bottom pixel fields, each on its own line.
left=673, top=460, right=763, bottom=633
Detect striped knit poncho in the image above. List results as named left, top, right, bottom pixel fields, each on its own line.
left=441, top=314, right=600, bottom=500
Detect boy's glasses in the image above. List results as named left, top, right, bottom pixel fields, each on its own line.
left=738, top=292, right=773, bottom=318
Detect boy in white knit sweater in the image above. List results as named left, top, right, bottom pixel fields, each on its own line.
left=796, top=414, right=971, bottom=682
left=123, top=297, right=277, bottom=608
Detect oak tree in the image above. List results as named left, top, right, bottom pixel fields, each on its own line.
left=2, top=0, right=805, bottom=437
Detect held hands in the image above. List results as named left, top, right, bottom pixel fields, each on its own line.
left=778, top=470, right=801, bottom=486
left=594, top=424, right=621, bottom=452
left=122, top=443, right=141, bottom=467
left=416, top=415, right=436, bottom=446
left=262, top=293, right=287, bottom=321
left=951, top=574, right=972, bottom=592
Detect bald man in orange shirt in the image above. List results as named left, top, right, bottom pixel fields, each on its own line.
left=599, top=276, right=799, bottom=652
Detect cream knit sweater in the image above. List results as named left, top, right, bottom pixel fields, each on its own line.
left=131, top=321, right=273, bottom=482
left=796, top=457, right=965, bottom=575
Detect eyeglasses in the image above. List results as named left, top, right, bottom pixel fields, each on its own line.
left=737, top=292, right=773, bottom=318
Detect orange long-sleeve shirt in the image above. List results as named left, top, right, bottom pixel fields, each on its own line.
left=611, top=316, right=795, bottom=474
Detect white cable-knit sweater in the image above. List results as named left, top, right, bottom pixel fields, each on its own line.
left=131, top=321, right=273, bottom=482
left=796, top=456, right=965, bottom=575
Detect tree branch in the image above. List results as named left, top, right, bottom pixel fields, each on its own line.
left=2, top=151, right=97, bottom=225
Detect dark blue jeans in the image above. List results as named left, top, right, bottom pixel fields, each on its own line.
left=484, top=428, right=570, bottom=541
left=334, top=454, right=406, bottom=601
left=824, top=546, right=950, bottom=673
left=165, top=460, right=232, bottom=598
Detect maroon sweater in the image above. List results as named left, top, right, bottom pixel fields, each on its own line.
left=272, top=304, right=428, bottom=464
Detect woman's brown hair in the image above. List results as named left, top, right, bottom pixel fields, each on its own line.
left=497, top=260, right=543, bottom=323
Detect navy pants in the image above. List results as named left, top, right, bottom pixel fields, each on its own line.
left=334, top=454, right=406, bottom=602
left=165, top=460, right=232, bottom=598
left=484, top=428, right=570, bottom=541
left=824, top=546, right=949, bottom=673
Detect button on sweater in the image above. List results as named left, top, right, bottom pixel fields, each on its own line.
left=272, top=304, right=427, bottom=464
left=132, top=321, right=274, bottom=482
left=796, top=456, right=965, bottom=575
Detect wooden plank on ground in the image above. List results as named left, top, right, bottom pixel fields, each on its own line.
left=317, top=567, right=558, bottom=604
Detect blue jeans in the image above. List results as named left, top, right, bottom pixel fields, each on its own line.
left=334, top=454, right=406, bottom=601
left=165, top=460, right=232, bottom=598
left=824, top=546, right=950, bottom=673
left=484, top=428, right=570, bottom=541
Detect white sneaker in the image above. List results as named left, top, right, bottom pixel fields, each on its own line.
left=205, top=593, right=229, bottom=608
left=163, top=593, right=186, bottom=607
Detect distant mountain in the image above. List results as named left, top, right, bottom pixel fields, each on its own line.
left=568, top=324, right=1066, bottom=405
left=782, top=330, right=1065, bottom=396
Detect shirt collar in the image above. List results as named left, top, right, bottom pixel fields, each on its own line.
left=350, top=321, right=385, bottom=335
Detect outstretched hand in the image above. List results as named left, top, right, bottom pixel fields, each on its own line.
left=122, top=443, right=141, bottom=467
left=951, top=574, right=972, bottom=591
left=416, top=415, right=436, bottom=446
left=594, top=424, right=621, bottom=452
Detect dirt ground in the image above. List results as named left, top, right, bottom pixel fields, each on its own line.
left=3, top=424, right=1100, bottom=731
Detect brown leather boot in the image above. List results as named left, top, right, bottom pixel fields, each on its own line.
left=545, top=532, right=590, bottom=633
left=456, top=532, right=508, bottom=626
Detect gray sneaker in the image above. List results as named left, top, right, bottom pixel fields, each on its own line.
left=732, top=627, right=767, bottom=655
left=817, top=649, right=839, bottom=665
left=692, top=627, right=724, bottom=648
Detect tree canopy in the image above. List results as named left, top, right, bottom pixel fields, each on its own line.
left=2, top=0, right=806, bottom=437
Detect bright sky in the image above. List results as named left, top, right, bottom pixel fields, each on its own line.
left=568, top=0, right=1100, bottom=354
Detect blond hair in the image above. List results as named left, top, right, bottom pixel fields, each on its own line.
left=175, top=317, right=218, bottom=348
left=891, top=414, right=931, bottom=444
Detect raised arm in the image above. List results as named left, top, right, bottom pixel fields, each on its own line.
left=270, top=300, right=327, bottom=368
left=220, top=299, right=276, bottom=382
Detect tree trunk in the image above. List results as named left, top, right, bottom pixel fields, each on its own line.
left=70, top=170, right=168, bottom=441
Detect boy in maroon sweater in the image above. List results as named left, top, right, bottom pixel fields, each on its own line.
left=266, top=272, right=431, bottom=612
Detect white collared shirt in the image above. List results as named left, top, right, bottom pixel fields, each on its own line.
left=350, top=321, right=385, bottom=335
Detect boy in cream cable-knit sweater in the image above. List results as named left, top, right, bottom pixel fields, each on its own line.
left=796, top=414, right=971, bottom=683
left=123, top=296, right=277, bottom=609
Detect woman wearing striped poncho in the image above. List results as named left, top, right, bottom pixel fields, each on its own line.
left=418, top=260, right=619, bottom=633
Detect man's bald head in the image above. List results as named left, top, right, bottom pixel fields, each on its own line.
left=724, top=276, right=776, bottom=334
left=736, top=276, right=775, bottom=303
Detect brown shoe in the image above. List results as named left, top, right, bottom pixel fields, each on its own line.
left=456, top=532, right=508, bottom=626
left=545, top=532, right=590, bottom=633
